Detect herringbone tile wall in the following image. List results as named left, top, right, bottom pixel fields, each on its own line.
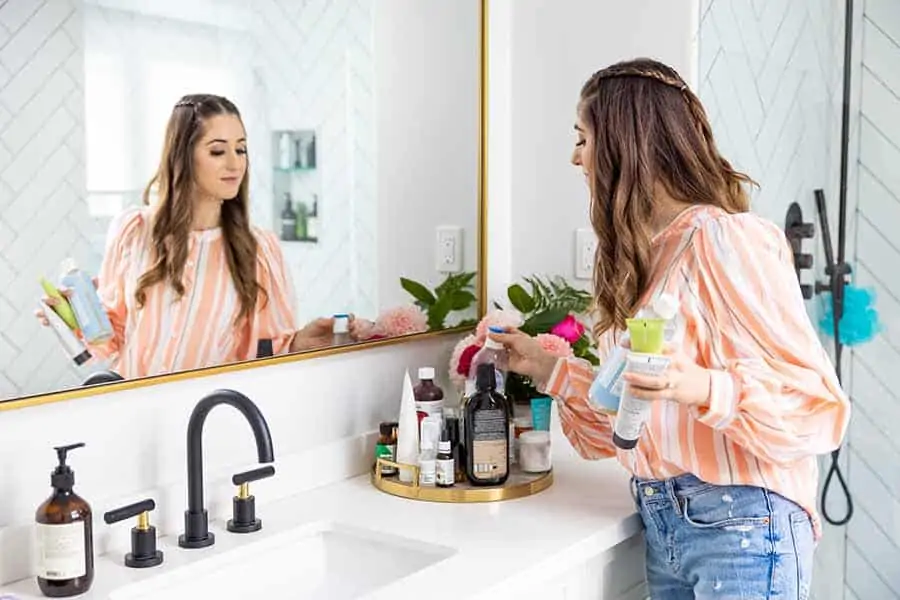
left=0, top=0, right=96, bottom=399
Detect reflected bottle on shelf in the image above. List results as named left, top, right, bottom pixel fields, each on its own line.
left=294, top=201, right=308, bottom=241
left=280, top=194, right=297, bottom=241
left=306, top=195, right=319, bottom=242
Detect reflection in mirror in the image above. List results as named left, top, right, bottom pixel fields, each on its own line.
left=0, top=0, right=482, bottom=402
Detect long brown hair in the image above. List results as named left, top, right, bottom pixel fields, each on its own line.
left=135, top=93, right=263, bottom=323
left=579, top=58, right=755, bottom=336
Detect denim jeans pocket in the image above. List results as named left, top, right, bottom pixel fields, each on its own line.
left=789, top=510, right=815, bottom=600
left=680, top=485, right=772, bottom=530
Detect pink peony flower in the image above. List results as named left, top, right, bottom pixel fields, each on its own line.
left=475, top=308, right=524, bottom=342
left=536, top=333, right=574, bottom=358
left=550, top=314, right=586, bottom=344
left=374, top=305, right=428, bottom=337
left=449, top=334, right=482, bottom=387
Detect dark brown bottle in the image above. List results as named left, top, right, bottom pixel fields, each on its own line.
left=35, top=443, right=94, bottom=597
left=464, top=363, right=510, bottom=486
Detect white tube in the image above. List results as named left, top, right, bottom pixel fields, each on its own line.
left=43, top=301, right=92, bottom=366
left=613, top=353, right=670, bottom=449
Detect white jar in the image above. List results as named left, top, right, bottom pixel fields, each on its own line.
left=518, top=431, right=551, bottom=473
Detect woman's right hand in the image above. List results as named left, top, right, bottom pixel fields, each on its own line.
left=488, top=328, right=560, bottom=389
left=34, top=277, right=98, bottom=327
left=34, top=289, right=71, bottom=327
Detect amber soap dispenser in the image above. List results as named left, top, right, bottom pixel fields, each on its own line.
left=35, top=443, right=94, bottom=597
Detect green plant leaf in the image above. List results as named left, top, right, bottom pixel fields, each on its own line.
left=401, top=277, right=436, bottom=307
left=581, top=350, right=600, bottom=366
left=457, top=318, right=478, bottom=328
left=427, top=295, right=453, bottom=330
left=520, top=308, right=568, bottom=336
left=449, top=290, right=477, bottom=311
left=507, top=284, right=535, bottom=313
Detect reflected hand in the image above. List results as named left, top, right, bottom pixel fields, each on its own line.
left=349, top=317, right=377, bottom=342
left=34, top=277, right=98, bottom=327
left=487, top=328, right=559, bottom=389
left=290, top=317, right=336, bottom=352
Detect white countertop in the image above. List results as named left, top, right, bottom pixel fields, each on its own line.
left=1, top=429, right=642, bottom=600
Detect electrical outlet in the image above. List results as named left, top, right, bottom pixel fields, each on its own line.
left=436, top=225, right=463, bottom=273
left=574, top=228, right=596, bottom=280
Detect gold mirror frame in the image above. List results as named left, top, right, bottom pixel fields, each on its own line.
left=0, top=0, right=489, bottom=413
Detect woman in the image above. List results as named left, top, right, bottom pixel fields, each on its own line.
left=492, top=59, right=849, bottom=599
left=38, top=93, right=341, bottom=378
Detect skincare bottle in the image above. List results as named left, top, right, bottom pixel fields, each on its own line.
left=39, top=279, right=79, bottom=332
left=374, top=422, right=398, bottom=476
left=278, top=132, right=292, bottom=170
left=42, top=304, right=91, bottom=367
left=396, top=370, right=419, bottom=483
left=612, top=293, right=679, bottom=450
left=306, top=195, right=319, bottom=241
left=414, top=367, right=444, bottom=419
left=59, top=259, right=112, bottom=344
left=464, top=362, right=510, bottom=486
left=468, top=325, right=509, bottom=391
left=332, top=314, right=351, bottom=345
left=35, top=443, right=94, bottom=598
left=280, top=194, right=297, bottom=241
left=435, top=439, right=455, bottom=487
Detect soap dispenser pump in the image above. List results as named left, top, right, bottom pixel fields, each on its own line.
left=35, top=443, right=94, bottom=598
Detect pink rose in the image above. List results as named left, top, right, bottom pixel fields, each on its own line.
left=535, top=333, right=574, bottom=358
left=550, top=314, right=585, bottom=344
left=449, top=334, right=481, bottom=387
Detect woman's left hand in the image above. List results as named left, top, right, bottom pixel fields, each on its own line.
left=622, top=346, right=713, bottom=408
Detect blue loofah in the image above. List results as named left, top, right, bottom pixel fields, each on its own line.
left=817, top=283, right=881, bottom=346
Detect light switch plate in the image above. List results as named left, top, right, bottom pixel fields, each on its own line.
left=436, top=225, right=463, bottom=273
left=574, top=228, right=596, bottom=280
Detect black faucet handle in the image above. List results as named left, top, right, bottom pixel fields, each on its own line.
left=104, top=499, right=155, bottom=524
left=227, top=465, right=275, bottom=535
left=103, top=499, right=163, bottom=568
left=231, top=465, right=275, bottom=486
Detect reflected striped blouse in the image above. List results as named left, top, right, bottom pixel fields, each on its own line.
left=544, top=205, right=850, bottom=539
left=89, top=207, right=297, bottom=378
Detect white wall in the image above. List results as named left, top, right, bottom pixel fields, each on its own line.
left=374, top=0, right=481, bottom=312
left=486, top=0, right=696, bottom=303
left=0, top=332, right=463, bottom=585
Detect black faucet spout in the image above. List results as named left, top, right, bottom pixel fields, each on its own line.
left=178, top=389, right=274, bottom=549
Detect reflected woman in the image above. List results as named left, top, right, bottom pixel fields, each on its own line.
left=40, top=94, right=336, bottom=378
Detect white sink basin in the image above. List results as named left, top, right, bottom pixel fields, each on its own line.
left=108, top=521, right=455, bottom=600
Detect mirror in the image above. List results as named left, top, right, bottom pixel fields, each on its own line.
left=0, top=0, right=484, bottom=404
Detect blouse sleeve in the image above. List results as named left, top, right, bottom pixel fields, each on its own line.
left=542, top=356, right=618, bottom=460
left=88, top=208, right=143, bottom=362
left=687, top=213, right=851, bottom=467
left=254, top=230, right=298, bottom=355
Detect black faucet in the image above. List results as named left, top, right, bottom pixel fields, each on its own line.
left=178, top=389, right=274, bottom=549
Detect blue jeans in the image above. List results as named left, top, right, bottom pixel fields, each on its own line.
left=632, top=474, right=815, bottom=599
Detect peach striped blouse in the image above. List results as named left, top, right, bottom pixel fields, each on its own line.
left=544, top=205, right=850, bottom=539
left=88, top=207, right=297, bottom=378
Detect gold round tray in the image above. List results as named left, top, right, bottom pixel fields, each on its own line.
left=370, top=457, right=553, bottom=503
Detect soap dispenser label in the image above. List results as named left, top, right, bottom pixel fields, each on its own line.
left=36, top=522, right=86, bottom=580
